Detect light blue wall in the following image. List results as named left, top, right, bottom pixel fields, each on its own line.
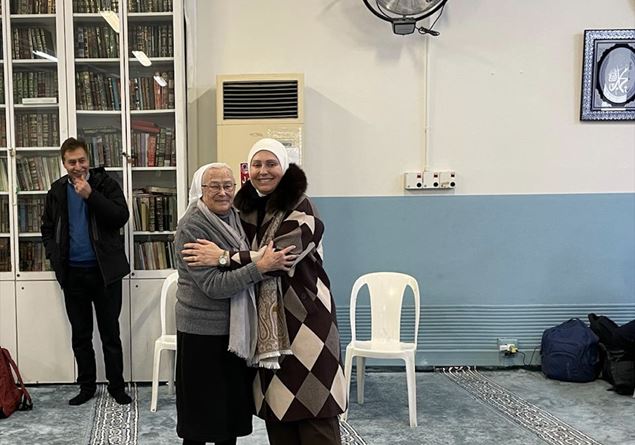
left=314, top=193, right=635, bottom=365
left=188, top=0, right=635, bottom=365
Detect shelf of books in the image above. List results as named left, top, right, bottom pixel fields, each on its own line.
left=65, top=0, right=128, bottom=280
left=0, top=146, right=13, bottom=280
left=65, top=0, right=185, bottom=279
left=6, top=0, right=67, bottom=280
left=66, top=0, right=126, bottom=182
left=64, top=0, right=127, bottom=200
left=1, top=0, right=13, bottom=280
left=0, top=0, right=185, bottom=282
left=126, top=0, right=184, bottom=279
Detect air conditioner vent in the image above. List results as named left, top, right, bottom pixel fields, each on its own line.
left=223, top=80, right=299, bottom=120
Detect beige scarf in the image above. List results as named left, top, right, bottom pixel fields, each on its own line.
left=254, top=210, right=292, bottom=369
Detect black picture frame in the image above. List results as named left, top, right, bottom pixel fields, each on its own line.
left=580, top=29, right=635, bottom=121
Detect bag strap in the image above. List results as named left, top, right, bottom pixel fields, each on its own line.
left=1, top=348, right=33, bottom=411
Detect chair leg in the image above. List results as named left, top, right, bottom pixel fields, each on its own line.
left=405, top=353, right=417, bottom=427
left=167, top=349, right=176, bottom=395
left=356, top=356, right=366, bottom=405
left=150, top=345, right=162, bottom=412
left=342, top=349, right=354, bottom=421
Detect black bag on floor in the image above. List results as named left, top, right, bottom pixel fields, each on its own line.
left=598, top=344, right=635, bottom=395
left=589, top=314, right=635, bottom=396
left=541, top=318, right=599, bottom=382
left=617, top=320, right=635, bottom=350
left=588, top=314, right=635, bottom=351
left=587, top=314, right=619, bottom=346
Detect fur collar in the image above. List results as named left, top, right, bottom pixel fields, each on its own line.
left=235, top=163, right=307, bottom=213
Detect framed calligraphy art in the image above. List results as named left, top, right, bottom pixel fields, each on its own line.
left=580, top=29, right=635, bottom=121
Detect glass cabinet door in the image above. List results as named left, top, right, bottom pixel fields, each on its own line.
left=69, top=0, right=124, bottom=186
left=126, top=0, right=176, bottom=273
left=0, top=149, right=10, bottom=274
left=8, top=0, right=63, bottom=274
left=0, top=1, right=12, bottom=276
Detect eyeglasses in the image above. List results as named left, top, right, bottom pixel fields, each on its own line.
left=201, top=182, right=236, bottom=193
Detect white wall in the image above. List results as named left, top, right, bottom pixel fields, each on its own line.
left=429, top=1, right=635, bottom=195
left=185, top=0, right=635, bottom=197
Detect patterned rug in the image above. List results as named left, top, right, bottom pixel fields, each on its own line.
left=89, top=385, right=139, bottom=445
left=443, top=367, right=602, bottom=445
left=88, top=384, right=365, bottom=445
left=340, top=418, right=367, bottom=444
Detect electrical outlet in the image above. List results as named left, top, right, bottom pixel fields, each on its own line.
left=497, top=338, right=518, bottom=354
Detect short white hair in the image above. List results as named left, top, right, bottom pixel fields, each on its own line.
left=202, top=162, right=233, bottom=182
left=188, top=162, right=233, bottom=209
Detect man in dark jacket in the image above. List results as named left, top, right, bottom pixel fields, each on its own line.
left=41, top=137, right=132, bottom=406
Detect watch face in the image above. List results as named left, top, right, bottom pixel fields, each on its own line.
left=219, top=255, right=227, bottom=265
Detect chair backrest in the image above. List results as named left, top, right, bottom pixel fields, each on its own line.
left=350, top=272, right=420, bottom=346
left=160, top=271, right=179, bottom=336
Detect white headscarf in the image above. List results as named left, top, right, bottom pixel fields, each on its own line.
left=187, top=162, right=232, bottom=210
left=247, top=138, right=289, bottom=174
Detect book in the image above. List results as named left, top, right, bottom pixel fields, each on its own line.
left=21, top=97, right=57, bottom=104
left=144, top=186, right=176, bottom=194
left=132, top=123, right=160, bottom=133
left=147, top=134, right=157, bottom=167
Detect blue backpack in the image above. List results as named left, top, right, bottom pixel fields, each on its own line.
left=541, top=318, right=600, bottom=382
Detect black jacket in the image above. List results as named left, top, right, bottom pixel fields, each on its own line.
left=41, top=167, right=130, bottom=287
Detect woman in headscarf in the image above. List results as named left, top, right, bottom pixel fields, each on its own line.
left=174, top=162, right=296, bottom=445
left=182, top=141, right=347, bottom=445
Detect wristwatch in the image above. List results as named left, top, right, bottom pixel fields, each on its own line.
left=219, top=250, right=229, bottom=267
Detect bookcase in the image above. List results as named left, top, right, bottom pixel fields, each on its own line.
left=6, top=0, right=67, bottom=284
left=0, top=2, right=11, bottom=282
left=64, top=0, right=185, bottom=280
left=0, top=0, right=186, bottom=383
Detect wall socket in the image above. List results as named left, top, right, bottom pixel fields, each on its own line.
left=404, top=170, right=456, bottom=190
left=497, top=338, right=518, bottom=353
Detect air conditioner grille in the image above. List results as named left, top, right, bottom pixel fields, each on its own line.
left=223, top=80, right=299, bottom=120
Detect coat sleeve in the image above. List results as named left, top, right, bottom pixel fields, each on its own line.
left=86, top=176, right=129, bottom=229
left=175, top=218, right=264, bottom=299
left=225, top=248, right=260, bottom=270
left=228, top=197, right=324, bottom=276
left=267, top=196, right=324, bottom=277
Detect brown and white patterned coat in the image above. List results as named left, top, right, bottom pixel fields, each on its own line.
left=233, top=164, right=347, bottom=422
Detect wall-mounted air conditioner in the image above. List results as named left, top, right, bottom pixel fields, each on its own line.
left=216, top=73, right=304, bottom=186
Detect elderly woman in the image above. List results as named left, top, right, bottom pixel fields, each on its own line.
left=183, top=140, right=347, bottom=445
left=174, top=162, right=296, bottom=445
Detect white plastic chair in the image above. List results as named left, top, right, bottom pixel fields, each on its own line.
left=150, top=271, right=178, bottom=412
left=342, top=272, right=420, bottom=427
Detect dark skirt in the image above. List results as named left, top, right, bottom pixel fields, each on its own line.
left=176, top=331, right=254, bottom=442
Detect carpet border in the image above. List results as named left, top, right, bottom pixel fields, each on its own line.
left=442, top=367, right=603, bottom=445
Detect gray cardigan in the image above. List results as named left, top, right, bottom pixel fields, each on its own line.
left=174, top=205, right=263, bottom=335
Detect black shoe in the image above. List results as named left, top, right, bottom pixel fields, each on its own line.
left=108, top=389, right=132, bottom=405
left=69, top=391, right=95, bottom=406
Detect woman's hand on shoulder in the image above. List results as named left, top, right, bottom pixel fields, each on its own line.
left=182, top=239, right=223, bottom=267
left=255, top=241, right=298, bottom=273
